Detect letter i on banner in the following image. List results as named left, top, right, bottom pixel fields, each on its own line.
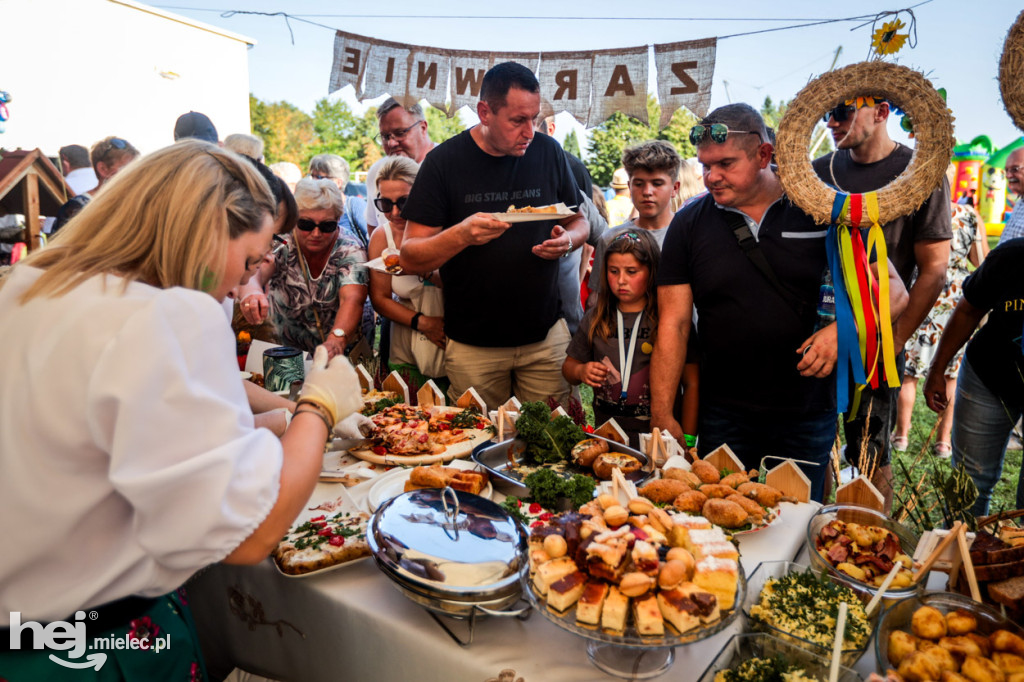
left=536, top=51, right=592, bottom=125
left=589, top=45, right=649, bottom=126
left=653, top=38, right=717, bottom=128
left=362, top=39, right=413, bottom=105
left=328, top=31, right=373, bottom=97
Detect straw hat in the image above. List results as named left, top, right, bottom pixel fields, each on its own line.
left=1000, top=11, right=1024, bottom=132
left=775, top=61, right=954, bottom=226
left=611, top=168, right=629, bottom=189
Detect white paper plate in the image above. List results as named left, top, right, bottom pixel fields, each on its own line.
left=365, top=256, right=404, bottom=275
left=491, top=202, right=575, bottom=223
left=273, top=486, right=370, bottom=578
left=366, top=459, right=493, bottom=512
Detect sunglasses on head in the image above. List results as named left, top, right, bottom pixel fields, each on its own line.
left=296, top=218, right=338, bottom=233
left=373, top=195, right=409, bottom=213
left=822, top=104, right=858, bottom=123
left=689, top=123, right=761, bottom=146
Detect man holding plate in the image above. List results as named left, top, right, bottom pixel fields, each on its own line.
left=400, top=62, right=589, bottom=410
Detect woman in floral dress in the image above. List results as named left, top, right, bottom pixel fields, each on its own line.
left=893, top=199, right=988, bottom=456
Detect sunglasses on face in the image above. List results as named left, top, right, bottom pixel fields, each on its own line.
left=373, top=195, right=409, bottom=213
left=823, top=104, right=858, bottom=123
left=688, top=123, right=761, bottom=146
left=296, top=218, right=339, bottom=233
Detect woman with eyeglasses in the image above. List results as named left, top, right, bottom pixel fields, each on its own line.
left=367, top=156, right=447, bottom=388
left=0, top=140, right=363, bottom=678
left=51, top=136, right=139, bottom=234
left=238, top=177, right=369, bottom=360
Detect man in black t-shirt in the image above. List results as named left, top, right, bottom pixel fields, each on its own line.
left=813, top=98, right=951, bottom=509
left=400, top=63, right=589, bottom=410
left=924, top=239, right=1024, bottom=516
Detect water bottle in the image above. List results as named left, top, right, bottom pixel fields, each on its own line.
left=815, top=267, right=835, bottom=331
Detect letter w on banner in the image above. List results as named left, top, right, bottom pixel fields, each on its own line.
left=328, top=31, right=374, bottom=98
left=653, top=38, right=717, bottom=128
left=590, top=45, right=649, bottom=126
left=537, top=51, right=592, bottom=125
left=450, top=51, right=490, bottom=114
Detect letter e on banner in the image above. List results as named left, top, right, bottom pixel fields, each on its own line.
left=329, top=31, right=373, bottom=97
left=590, top=46, right=648, bottom=125
left=537, top=51, right=592, bottom=124
left=450, top=51, right=490, bottom=114
left=408, top=49, right=451, bottom=114
left=654, top=38, right=717, bottom=128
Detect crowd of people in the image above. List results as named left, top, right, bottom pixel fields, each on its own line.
left=1, top=59, right=1023, bottom=678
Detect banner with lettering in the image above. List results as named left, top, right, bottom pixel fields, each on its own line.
left=328, top=31, right=717, bottom=129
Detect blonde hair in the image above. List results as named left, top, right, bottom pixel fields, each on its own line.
left=375, top=156, right=419, bottom=189
left=294, top=177, right=345, bottom=215
left=671, top=159, right=704, bottom=213
left=224, top=133, right=265, bottom=161
left=9, top=140, right=275, bottom=302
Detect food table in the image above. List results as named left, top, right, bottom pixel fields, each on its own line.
left=188, top=460, right=823, bottom=682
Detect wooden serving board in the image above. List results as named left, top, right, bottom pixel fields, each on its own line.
left=348, top=406, right=494, bottom=466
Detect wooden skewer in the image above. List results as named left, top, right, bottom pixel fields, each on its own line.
left=955, top=523, right=981, bottom=602
left=913, top=521, right=962, bottom=582
left=649, top=428, right=661, bottom=466
left=865, top=564, right=902, bottom=617
left=497, top=406, right=506, bottom=442
left=829, top=601, right=848, bottom=682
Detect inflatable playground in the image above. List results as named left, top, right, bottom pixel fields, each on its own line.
left=951, top=134, right=1024, bottom=237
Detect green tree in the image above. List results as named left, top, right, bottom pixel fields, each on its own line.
left=562, top=129, right=582, bottom=159
left=584, top=93, right=699, bottom=187
left=308, top=98, right=382, bottom=172
left=250, top=94, right=316, bottom=166
left=761, top=95, right=834, bottom=159
left=424, top=104, right=465, bottom=144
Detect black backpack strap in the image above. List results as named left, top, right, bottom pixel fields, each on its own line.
left=722, top=210, right=807, bottom=319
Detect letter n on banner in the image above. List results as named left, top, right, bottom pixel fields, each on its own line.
left=536, top=51, right=592, bottom=125
left=450, top=51, right=490, bottom=115
left=590, top=45, right=649, bottom=126
left=408, top=49, right=451, bottom=114
left=363, top=40, right=413, bottom=106
left=653, top=38, right=716, bottom=129
left=328, top=31, right=373, bottom=97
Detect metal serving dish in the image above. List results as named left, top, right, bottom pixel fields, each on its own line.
left=368, top=487, right=529, bottom=621
left=472, top=435, right=654, bottom=498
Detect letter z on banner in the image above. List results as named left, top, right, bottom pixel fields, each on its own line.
left=653, top=38, right=717, bottom=128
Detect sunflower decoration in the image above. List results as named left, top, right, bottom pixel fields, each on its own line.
left=844, top=96, right=880, bottom=110
left=871, top=18, right=910, bottom=57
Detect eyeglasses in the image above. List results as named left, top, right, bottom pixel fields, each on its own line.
left=688, top=123, right=761, bottom=146
left=822, top=104, right=858, bottom=123
left=296, top=218, right=339, bottom=233
left=373, top=195, right=409, bottom=213
left=309, top=172, right=333, bottom=181
left=375, top=121, right=422, bottom=145
left=1006, top=165, right=1024, bottom=175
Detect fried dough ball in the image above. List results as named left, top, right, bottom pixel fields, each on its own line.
left=699, top=483, right=736, bottom=499
left=702, top=498, right=749, bottom=529
left=993, top=653, right=1024, bottom=674
left=941, top=636, right=985, bottom=660
left=662, top=468, right=702, bottom=489
left=691, top=460, right=720, bottom=484
left=889, top=630, right=922, bottom=666
left=943, top=672, right=972, bottom=682
left=947, top=609, right=979, bottom=636
left=919, top=641, right=959, bottom=674
left=673, top=489, right=708, bottom=514
left=898, top=650, right=941, bottom=682
left=912, top=605, right=948, bottom=640
left=967, top=633, right=993, bottom=658
left=1008, top=674, right=1024, bottom=682
left=992, top=630, right=1024, bottom=657
left=736, top=481, right=784, bottom=507
left=726, top=493, right=765, bottom=520
left=961, top=654, right=1006, bottom=682
left=719, top=472, right=750, bottom=488
left=639, top=479, right=692, bottom=504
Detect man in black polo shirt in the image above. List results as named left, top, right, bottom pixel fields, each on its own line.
left=651, top=103, right=839, bottom=501
left=400, top=62, right=589, bottom=409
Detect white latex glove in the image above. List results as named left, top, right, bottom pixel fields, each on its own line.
left=333, top=413, right=374, bottom=439
left=297, top=346, right=362, bottom=428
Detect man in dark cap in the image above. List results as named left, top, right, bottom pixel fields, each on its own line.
left=174, top=111, right=219, bottom=144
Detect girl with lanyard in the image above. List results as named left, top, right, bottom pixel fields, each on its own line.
left=563, top=230, right=698, bottom=449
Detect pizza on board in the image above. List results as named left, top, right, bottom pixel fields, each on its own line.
left=362, top=405, right=493, bottom=458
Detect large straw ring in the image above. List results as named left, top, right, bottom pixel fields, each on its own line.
left=775, top=61, right=954, bottom=226
left=1000, top=11, right=1024, bottom=132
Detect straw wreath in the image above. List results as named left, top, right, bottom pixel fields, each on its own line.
left=776, top=61, right=954, bottom=226
left=1000, top=10, right=1024, bottom=132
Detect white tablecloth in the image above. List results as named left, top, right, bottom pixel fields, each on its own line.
left=188, top=475, right=821, bottom=682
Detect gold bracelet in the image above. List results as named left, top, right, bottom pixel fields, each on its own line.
left=293, top=406, right=332, bottom=436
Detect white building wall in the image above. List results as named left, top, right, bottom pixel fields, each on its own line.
left=0, top=0, right=253, bottom=157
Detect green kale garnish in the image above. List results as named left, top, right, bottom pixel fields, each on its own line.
left=500, top=497, right=529, bottom=525
left=361, top=396, right=400, bottom=416
left=514, top=401, right=586, bottom=464
left=524, top=468, right=596, bottom=510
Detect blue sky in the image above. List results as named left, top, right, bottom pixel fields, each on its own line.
left=161, top=0, right=1024, bottom=154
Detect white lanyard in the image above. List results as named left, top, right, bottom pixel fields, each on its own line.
left=616, top=308, right=643, bottom=400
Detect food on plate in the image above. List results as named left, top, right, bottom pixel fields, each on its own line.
left=898, top=650, right=942, bottom=681
left=992, top=630, right=1024, bottom=657
left=713, top=657, right=824, bottom=682
left=404, top=464, right=489, bottom=495
left=728, top=493, right=766, bottom=520
left=548, top=571, right=587, bottom=612
left=505, top=204, right=559, bottom=214
left=533, top=556, right=578, bottom=596
left=522, top=468, right=596, bottom=510
left=632, top=593, right=664, bottom=635
left=657, top=558, right=693, bottom=590
left=700, top=483, right=738, bottom=499
left=918, top=642, right=958, bottom=674
left=737, top=481, right=785, bottom=508
left=592, top=452, right=641, bottom=480
left=691, top=459, right=721, bottom=484
left=814, top=519, right=913, bottom=588
left=674, top=489, right=709, bottom=513
left=703, top=498, right=750, bottom=529
left=640, top=478, right=693, bottom=504
left=719, top=471, right=751, bottom=488
left=358, top=404, right=493, bottom=458
left=889, top=631, right=922, bottom=665
left=513, top=402, right=588, bottom=464
left=662, top=467, right=702, bottom=488
left=628, top=497, right=655, bottom=514
left=273, top=508, right=371, bottom=575
left=382, top=252, right=402, bottom=274
left=571, top=438, right=609, bottom=467
left=693, top=556, right=739, bottom=610
left=360, top=390, right=400, bottom=415
left=749, top=568, right=871, bottom=654
left=602, top=586, right=629, bottom=632
left=912, top=605, right=948, bottom=639
left=576, top=580, right=609, bottom=626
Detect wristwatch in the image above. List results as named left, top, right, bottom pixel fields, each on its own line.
left=331, top=328, right=346, bottom=340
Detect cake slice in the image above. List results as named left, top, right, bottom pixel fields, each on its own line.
left=532, top=556, right=577, bottom=596
left=547, top=571, right=587, bottom=612
left=576, top=580, right=609, bottom=626
left=676, top=581, right=721, bottom=623
left=632, top=593, right=665, bottom=635
left=693, top=557, right=738, bottom=610
left=670, top=514, right=712, bottom=530
left=656, top=589, right=701, bottom=634
left=692, top=540, right=739, bottom=562
left=601, top=586, right=629, bottom=633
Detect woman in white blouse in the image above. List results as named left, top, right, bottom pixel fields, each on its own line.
left=0, top=140, right=361, bottom=680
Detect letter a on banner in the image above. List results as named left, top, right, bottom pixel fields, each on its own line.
left=590, top=45, right=649, bottom=126
left=450, top=51, right=490, bottom=114
left=408, top=49, right=451, bottom=114
left=363, top=39, right=413, bottom=106
left=328, top=31, right=373, bottom=97
left=536, top=51, right=592, bottom=125
left=653, top=38, right=717, bottom=128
